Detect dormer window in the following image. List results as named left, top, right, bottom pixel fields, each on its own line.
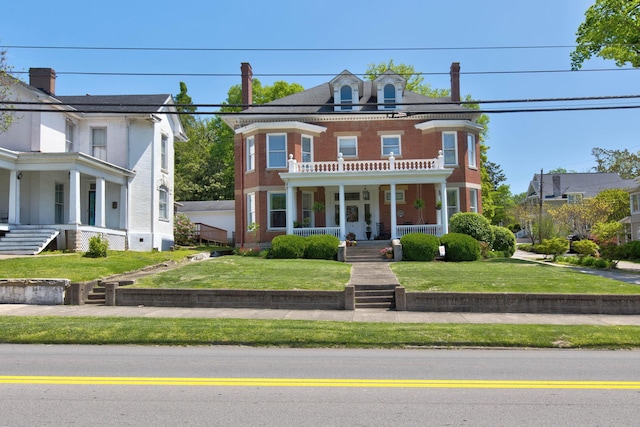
left=373, top=70, right=406, bottom=111
left=383, top=84, right=396, bottom=108
left=329, top=70, right=363, bottom=112
left=340, top=85, right=353, bottom=110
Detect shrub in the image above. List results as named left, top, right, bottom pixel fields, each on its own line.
left=449, top=212, right=495, bottom=245
left=572, top=239, right=599, bottom=257
left=491, top=226, right=516, bottom=257
left=440, top=233, right=481, bottom=262
left=518, top=243, right=536, bottom=253
left=270, top=235, right=307, bottom=259
left=624, top=241, right=640, bottom=260
left=235, top=247, right=263, bottom=257
left=174, top=213, right=196, bottom=246
left=85, top=235, right=108, bottom=258
left=305, top=234, right=339, bottom=260
left=400, top=232, right=440, bottom=261
left=537, top=237, right=569, bottom=260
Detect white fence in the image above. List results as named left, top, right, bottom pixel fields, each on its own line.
left=292, top=227, right=341, bottom=238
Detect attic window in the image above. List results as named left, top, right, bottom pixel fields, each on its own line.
left=383, top=84, right=396, bottom=108
left=340, top=85, right=353, bottom=110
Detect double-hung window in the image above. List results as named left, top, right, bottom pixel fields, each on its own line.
left=443, top=132, right=457, bottom=166
left=268, top=192, right=286, bottom=229
left=338, top=136, right=357, bottom=157
left=383, top=84, right=396, bottom=109
left=446, top=189, right=459, bottom=219
left=467, top=133, right=477, bottom=168
left=267, top=134, right=287, bottom=168
left=247, top=192, right=256, bottom=227
left=381, top=135, right=401, bottom=156
left=340, top=85, right=353, bottom=110
left=159, top=186, right=168, bottom=220
left=65, top=121, right=75, bottom=152
left=246, top=136, right=255, bottom=172
left=302, top=135, right=313, bottom=162
left=91, top=128, right=107, bottom=161
left=469, top=189, right=478, bottom=213
left=631, top=193, right=640, bottom=213
left=161, top=134, right=168, bottom=170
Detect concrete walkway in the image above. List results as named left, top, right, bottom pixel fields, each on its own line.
left=347, top=261, right=400, bottom=286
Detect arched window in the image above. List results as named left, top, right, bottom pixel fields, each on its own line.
left=383, top=83, right=395, bottom=108
left=340, top=85, right=353, bottom=110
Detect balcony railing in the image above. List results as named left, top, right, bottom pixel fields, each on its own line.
left=288, top=151, right=444, bottom=173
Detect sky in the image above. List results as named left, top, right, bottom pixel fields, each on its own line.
left=3, top=0, right=639, bottom=194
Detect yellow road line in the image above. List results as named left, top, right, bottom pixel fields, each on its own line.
left=2, top=376, right=640, bottom=389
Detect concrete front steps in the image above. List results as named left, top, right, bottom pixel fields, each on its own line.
left=0, top=227, right=59, bottom=255
left=345, top=240, right=390, bottom=263
left=354, top=284, right=397, bottom=309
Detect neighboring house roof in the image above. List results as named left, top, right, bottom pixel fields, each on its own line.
left=178, top=200, right=235, bottom=212
left=56, top=94, right=173, bottom=114
left=526, top=172, right=636, bottom=201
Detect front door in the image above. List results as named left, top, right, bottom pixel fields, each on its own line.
left=88, top=184, right=96, bottom=226
left=333, top=190, right=368, bottom=241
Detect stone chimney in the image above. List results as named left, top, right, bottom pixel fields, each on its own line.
left=29, top=68, right=56, bottom=96
left=449, top=62, right=460, bottom=103
left=241, top=62, right=253, bottom=110
left=552, top=175, right=561, bottom=198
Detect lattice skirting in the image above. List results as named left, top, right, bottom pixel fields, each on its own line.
left=70, top=230, right=127, bottom=252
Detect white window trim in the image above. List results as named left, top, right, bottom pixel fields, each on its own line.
left=246, top=192, right=256, bottom=228
left=161, top=134, right=169, bottom=171
left=246, top=136, right=255, bottom=172
left=469, top=188, right=478, bottom=213
left=631, top=193, right=640, bottom=214
left=337, top=136, right=358, bottom=158
left=442, top=131, right=458, bottom=166
left=91, top=127, right=107, bottom=161
left=267, top=191, right=287, bottom=230
left=446, top=188, right=460, bottom=219
left=302, top=191, right=314, bottom=227
left=159, top=186, right=169, bottom=220
left=301, top=134, right=313, bottom=163
left=381, top=135, right=401, bottom=157
left=266, top=133, right=287, bottom=169
left=65, top=120, right=75, bottom=153
left=383, top=83, right=396, bottom=109
left=467, top=133, right=477, bottom=168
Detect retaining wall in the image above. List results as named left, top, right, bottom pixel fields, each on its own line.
left=395, top=288, right=640, bottom=315
left=1, top=279, right=69, bottom=305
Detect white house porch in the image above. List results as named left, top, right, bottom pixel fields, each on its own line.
left=280, top=151, right=452, bottom=241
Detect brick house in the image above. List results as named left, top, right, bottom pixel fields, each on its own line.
left=0, top=68, right=185, bottom=254
left=222, top=63, right=483, bottom=247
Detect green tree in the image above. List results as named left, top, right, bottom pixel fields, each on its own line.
left=571, top=0, right=640, bottom=69
left=173, top=81, right=196, bottom=129
left=365, top=60, right=449, bottom=97
left=593, top=188, right=631, bottom=221
left=0, top=46, right=16, bottom=133
left=591, top=147, right=640, bottom=178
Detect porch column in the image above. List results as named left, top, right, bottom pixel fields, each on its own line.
left=390, top=182, right=397, bottom=239
left=338, top=184, right=346, bottom=239
left=95, top=177, right=106, bottom=228
left=286, top=184, right=295, bottom=235
left=69, top=169, right=81, bottom=224
left=8, top=170, right=20, bottom=225
left=119, top=184, right=128, bottom=229
left=440, top=181, right=448, bottom=235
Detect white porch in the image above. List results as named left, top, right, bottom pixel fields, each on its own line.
left=281, top=151, right=452, bottom=240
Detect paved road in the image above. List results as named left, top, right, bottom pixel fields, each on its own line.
left=1, top=345, right=639, bottom=426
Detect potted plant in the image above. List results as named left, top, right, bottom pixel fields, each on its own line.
left=346, top=232, right=356, bottom=246
left=414, top=199, right=425, bottom=224
left=313, top=202, right=325, bottom=212
left=380, top=247, right=393, bottom=259
left=364, top=212, right=372, bottom=240
left=435, top=200, right=442, bottom=210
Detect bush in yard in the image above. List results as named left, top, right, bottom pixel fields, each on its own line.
left=537, top=237, right=569, bottom=260
left=572, top=239, right=599, bottom=257
left=490, top=226, right=516, bottom=257
left=85, top=235, right=109, bottom=258
left=400, top=232, right=440, bottom=261
left=305, top=234, right=340, bottom=260
left=174, top=213, right=196, bottom=246
left=449, top=212, right=495, bottom=246
left=623, top=240, right=640, bottom=260
left=270, top=235, right=307, bottom=259
left=440, top=233, right=481, bottom=262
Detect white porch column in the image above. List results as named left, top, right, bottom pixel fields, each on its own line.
left=338, top=184, right=346, bottom=239
left=119, top=184, right=128, bottom=230
left=69, top=169, right=81, bottom=224
left=286, top=184, right=295, bottom=235
left=440, top=181, right=448, bottom=235
left=390, top=182, right=397, bottom=239
left=8, top=170, right=19, bottom=225
left=95, top=177, right=106, bottom=228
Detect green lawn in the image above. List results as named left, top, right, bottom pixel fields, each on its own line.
left=391, top=258, right=640, bottom=294
left=0, top=249, right=207, bottom=282
left=134, top=256, right=351, bottom=291
left=1, top=316, right=639, bottom=349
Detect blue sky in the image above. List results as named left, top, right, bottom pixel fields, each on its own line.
left=3, top=0, right=639, bottom=194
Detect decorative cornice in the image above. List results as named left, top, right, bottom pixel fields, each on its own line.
left=415, top=120, right=484, bottom=133
left=234, top=121, right=328, bottom=135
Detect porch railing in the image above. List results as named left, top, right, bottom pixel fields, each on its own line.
left=396, top=224, right=443, bottom=237
left=194, top=223, right=228, bottom=246
left=292, top=227, right=341, bottom=238
left=288, top=152, right=444, bottom=173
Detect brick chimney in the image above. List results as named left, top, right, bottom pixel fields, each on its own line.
left=241, top=62, right=253, bottom=110
left=29, top=68, right=56, bottom=96
left=449, top=62, right=460, bottom=103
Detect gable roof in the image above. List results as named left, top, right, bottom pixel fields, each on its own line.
left=56, top=94, right=173, bottom=113
left=527, top=172, right=636, bottom=200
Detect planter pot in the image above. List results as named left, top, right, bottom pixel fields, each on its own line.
left=385, top=253, right=393, bottom=259
left=366, top=231, right=372, bottom=240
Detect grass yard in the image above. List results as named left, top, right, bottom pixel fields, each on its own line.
left=391, top=258, right=640, bottom=294
left=1, top=316, right=640, bottom=349
left=0, top=249, right=207, bottom=282
left=134, top=256, right=351, bottom=291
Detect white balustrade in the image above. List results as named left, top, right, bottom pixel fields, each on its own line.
left=396, top=224, right=443, bottom=237
left=292, top=227, right=341, bottom=238
left=288, top=155, right=442, bottom=174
